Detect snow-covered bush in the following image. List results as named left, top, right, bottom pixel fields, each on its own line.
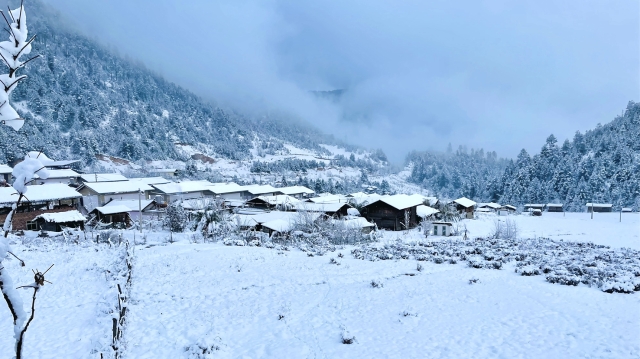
left=165, top=202, right=188, bottom=232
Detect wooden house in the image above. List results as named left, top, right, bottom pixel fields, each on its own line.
left=362, top=194, right=423, bottom=231
left=103, top=199, right=159, bottom=221
left=546, top=203, right=564, bottom=212
left=0, top=183, right=82, bottom=213
left=150, top=181, right=215, bottom=203
left=29, top=210, right=86, bottom=232
left=208, top=183, right=247, bottom=200
left=246, top=195, right=300, bottom=211
left=90, top=205, right=132, bottom=226
left=586, top=203, right=613, bottom=213
left=293, top=202, right=352, bottom=217
left=452, top=197, right=477, bottom=219
left=277, top=186, right=315, bottom=199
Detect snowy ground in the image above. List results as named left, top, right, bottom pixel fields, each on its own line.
left=0, top=213, right=639, bottom=358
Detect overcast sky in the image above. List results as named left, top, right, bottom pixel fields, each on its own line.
left=41, top=0, right=639, bottom=163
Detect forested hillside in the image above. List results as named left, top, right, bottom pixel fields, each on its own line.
left=0, top=1, right=352, bottom=167
left=409, top=101, right=640, bottom=210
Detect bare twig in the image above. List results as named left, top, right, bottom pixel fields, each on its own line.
left=7, top=251, right=25, bottom=266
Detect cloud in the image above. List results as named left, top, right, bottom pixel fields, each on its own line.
left=41, top=0, right=639, bottom=163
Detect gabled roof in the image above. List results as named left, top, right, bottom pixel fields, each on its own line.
left=81, top=181, right=153, bottom=195
left=80, top=173, right=128, bottom=183
left=243, top=185, right=283, bottom=195
left=262, top=219, right=293, bottom=233
left=501, top=205, right=517, bottom=210
left=478, top=202, right=501, bottom=209
left=0, top=164, right=12, bottom=174
left=586, top=203, right=613, bottom=208
left=294, top=202, right=351, bottom=213
left=152, top=180, right=213, bottom=194
left=129, top=177, right=172, bottom=186
left=35, top=169, right=80, bottom=179
left=453, top=197, right=477, bottom=208
left=0, top=184, right=81, bottom=206
left=416, top=205, right=439, bottom=218
left=93, top=205, right=132, bottom=215
left=104, top=199, right=155, bottom=212
left=349, top=194, right=386, bottom=206
left=277, top=186, right=314, bottom=195
left=366, top=194, right=423, bottom=211
left=306, top=194, right=349, bottom=204
left=34, top=210, right=85, bottom=223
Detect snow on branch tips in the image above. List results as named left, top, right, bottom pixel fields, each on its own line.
left=0, top=1, right=38, bottom=131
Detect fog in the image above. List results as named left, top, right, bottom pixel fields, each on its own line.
left=41, top=0, right=639, bottom=163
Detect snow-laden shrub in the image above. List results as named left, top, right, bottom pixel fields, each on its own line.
left=165, top=203, right=188, bottom=232
left=516, top=264, right=541, bottom=276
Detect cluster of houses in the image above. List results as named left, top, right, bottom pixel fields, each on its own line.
left=0, top=153, right=632, bottom=237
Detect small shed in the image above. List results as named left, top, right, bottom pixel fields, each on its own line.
left=524, top=204, right=545, bottom=212
left=547, top=203, right=564, bottom=212
left=432, top=222, right=453, bottom=236
left=586, top=203, right=613, bottom=213
left=621, top=208, right=633, bottom=213
left=30, top=210, right=85, bottom=232
left=91, top=205, right=132, bottom=226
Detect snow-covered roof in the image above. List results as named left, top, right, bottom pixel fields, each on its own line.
left=424, top=197, right=438, bottom=205
left=82, top=181, right=153, bottom=195
left=277, top=186, right=314, bottom=195
left=372, top=194, right=424, bottom=210
left=129, top=177, right=172, bottom=186
left=547, top=203, right=564, bottom=207
left=501, top=205, right=517, bottom=210
left=0, top=164, right=12, bottom=174
left=294, top=202, right=351, bottom=213
left=34, top=210, right=85, bottom=223
left=208, top=183, right=246, bottom=194
left=524, top=204, right=545, bottom=207
left=152, top=180, right=214, bottom=194
left=80, top=173, right=128, bottom=183
left=340, top=217, right=374, bottom=229
left=262, top=219, right=293, bottom=233
left=349, top=194, right=386, bottom=206
left=622, top=208, right=633, bottom=212
left=0, top=183, right=82, bottom=206
left=243, top=185, right=283, bottom=195
left=307, top=194, right=349, bottom=204
left=93, top=205, right=132, bottom=215
left=347, top=192, right=368, bottom=198
left=585, top=203, right=613, bottom=208
left=35, top=169, right=79, bottom=179
left=104, top=199, right=155, bottom=212
left=416, top=205, right=439, bottom=218
left=248, top=195, right=300, bottom=206
left=453, top=197, right=477, bottom=208
left=478, top=202, right=501, bottom=209
left=244, top=211, right=300, bottom=224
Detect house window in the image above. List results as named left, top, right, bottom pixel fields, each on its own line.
left=26, top=221, right=38, bottom=231
left=433, top=226, right=438, bottom=236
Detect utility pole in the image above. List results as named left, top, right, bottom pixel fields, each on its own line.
left=138, top=188, right=142, bottom=233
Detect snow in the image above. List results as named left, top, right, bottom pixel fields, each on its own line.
left=0, top=183, right=81, bottom=207
left=33, top=169, right=79, bottom=179
left=277, top=186, right=315, bottom=196
left=377, top=194, right=424, bottom=210
left=454, top=197, right=477, bottom=208
left=81, top=181, right=153, bottom=195
left=104, top=199, right=154, bottom=211
left=93, top=204, right=132, bottom=215
left=0, top=164, right=12, bottom=174
left=152, top=180, right=213, bottom=194
left=128, top=177, right=172, bottom=186
left=307, top=194, right=349, bottom=204
left=586, top=203, right=613, bottom=208
left=11, top=154, right=50, bottom=194
left=416, top=205, right=439, bottom=218
left=341, top=217, right=374, bottom=229
left=79, top=173, right=128, bottom=183
left=251, top=195, right=300, bottom=206
left=244, top=184, right=281, bottom=195
left=478, top=202, right=501, bottom=209
left=262, top=218, right=293, bottom=233
left=34, top=210, right=85, bottom=223
left=294, top=202, right=350, bottom=213
left=208, top=182, right=246, bottom=194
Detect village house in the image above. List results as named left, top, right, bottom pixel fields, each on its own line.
left=30, top=169, right=80, bottom=186
left=477, top=202, right=501, bottom=212
left=103, top=199, right=160, bottom=221
left=150, top=180, right=215, bottom=203
left=246, top=195, right=300, bottom=211
left=241, top=185, right=285, bottom=200
left=293, top=202, right=353, bottom=217
left=77, top=181, right=154, bottom=207
left=28, top=210, right=86, bottom=232
left=208, top=183, right=247, bottom=200
left=547, top=203, right=564, bottom=212
left=362, top=194, right=423, bottom=231
left=452, top=197, right=477, bottom=219
left=277, top=186, right=315, bottom=199
left=0, top=183, right=82, bottom=212
left=0, top=164, right=11, bottom=182
left=586, top=203, right=613, bottom=213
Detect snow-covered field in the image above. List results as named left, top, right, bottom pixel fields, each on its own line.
left=1, top=213, right=639, bottom=358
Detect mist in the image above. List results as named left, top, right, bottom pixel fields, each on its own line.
left=41, top=0, right=639, bottom=163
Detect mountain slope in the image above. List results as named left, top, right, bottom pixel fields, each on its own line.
left=0, top=1, right=372, bottom=170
